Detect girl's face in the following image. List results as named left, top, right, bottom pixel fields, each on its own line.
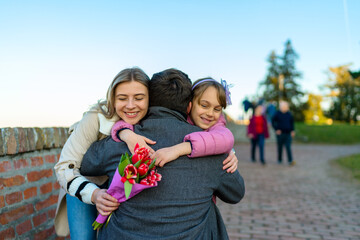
left=114, top=81, right=149, bottom=125
left=190, top=86, right=222, bottom=130
left=254, top=106, right=263, bottom=116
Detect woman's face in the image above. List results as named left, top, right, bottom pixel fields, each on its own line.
left=114, top=81, right=149, bottom=125
left=190, top=86, right=222, bottom=130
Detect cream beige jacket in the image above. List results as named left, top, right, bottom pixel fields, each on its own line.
left=54, top=111, right=118, bottom=236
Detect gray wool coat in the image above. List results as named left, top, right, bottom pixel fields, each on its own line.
left=80, top=106, right=245, bottom=240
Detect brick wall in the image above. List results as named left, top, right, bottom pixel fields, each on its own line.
left=0, top=128, right=70, bottom=240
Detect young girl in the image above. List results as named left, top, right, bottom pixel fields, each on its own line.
left=111, top=77, right=238, bottom=173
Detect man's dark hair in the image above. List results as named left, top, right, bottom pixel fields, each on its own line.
left=149, top=68, right=192, bottom=115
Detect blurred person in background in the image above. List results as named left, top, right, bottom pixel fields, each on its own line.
left=271, top=101, right=295, bottom=166
left=247, top=105, right=269, bottom=165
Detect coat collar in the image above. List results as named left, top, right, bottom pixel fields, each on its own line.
left=146, top=106, right=187, bottom=122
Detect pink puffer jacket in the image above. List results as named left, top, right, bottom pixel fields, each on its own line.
left=111, top=114, right=234, bottom=158
left=184, top=114, right=234, bottom=158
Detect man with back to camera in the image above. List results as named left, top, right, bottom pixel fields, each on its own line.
left=80, top=68, right=245, bottom=239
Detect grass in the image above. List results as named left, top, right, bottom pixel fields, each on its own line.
left=334, top=154, right=360, bottom=181
left=295, top=122, right=360, bottom=144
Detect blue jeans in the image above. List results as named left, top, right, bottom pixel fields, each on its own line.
left=66, top=194, right=97, bottom=240
left=276, top=133, right=293, bottom=163
left=251, top=134, right=265, bottom=163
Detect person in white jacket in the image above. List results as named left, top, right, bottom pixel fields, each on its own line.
left=54, top=67, right=153, bottom=239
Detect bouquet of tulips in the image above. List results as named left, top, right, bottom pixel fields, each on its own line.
left=92, top=143, right=162, bottom=230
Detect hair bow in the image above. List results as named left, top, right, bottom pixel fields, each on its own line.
left=221, top=79, right=233, bottom=105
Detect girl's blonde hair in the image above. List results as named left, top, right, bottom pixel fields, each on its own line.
left=95, top=67, right=150, bottom=118
left=191, top=78, right=227, bottom=109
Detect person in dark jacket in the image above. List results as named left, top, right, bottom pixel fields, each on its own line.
left=271, top=101, right=295, bottom=165
left=247, top=105, right=269, bottom=165
left=80, top=69, right=245, bottom=240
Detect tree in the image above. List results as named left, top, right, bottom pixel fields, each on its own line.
left=281, top=40, right=304, bottom=105
left=260, top=40, right=305, bottom=121
left=303, top=93, right=328, bottom=124
left=325, top=65, right=360, bottom=123
left=261, top=51, right=282, bottom=103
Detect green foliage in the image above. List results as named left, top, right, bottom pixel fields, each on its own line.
left=92, top=221, right=103, bottom=230
left=295, top=122, right=360, bottom=144
left=260, top=40, right=306, bottom=121
left=325, top=65, right=360, bottom=123
left=118, top=153, right=131, bottom=177
left=124, top=180, right=133, bottom=199
left=148, top=159, right=156, bottom=171
left=335, top=154, right=360, bottom=181
left=133, top=158, right=142, bottom=168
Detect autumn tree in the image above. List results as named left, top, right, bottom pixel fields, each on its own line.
left=325, top=65, right=360, bottom=123
left=303, top=94, right=328, bottom=124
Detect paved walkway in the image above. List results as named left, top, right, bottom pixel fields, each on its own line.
left=218, top=143, right=360, bottom=240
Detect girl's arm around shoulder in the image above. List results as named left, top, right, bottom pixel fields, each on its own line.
left=154, top=142, right=192, bottom=167
left=184, top=115, right=234, bottom=158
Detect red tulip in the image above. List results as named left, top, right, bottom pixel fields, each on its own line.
left=131, top=144, right=151, bottom=165
left=149, top=170, right=162, bottom=181
left=138, top=163, right=149, bottom=176
left=140, top=178, right=152, bottom=186
left=121, top=165, right=137, bottom=184
left=140, top=170, right=162, bottom=186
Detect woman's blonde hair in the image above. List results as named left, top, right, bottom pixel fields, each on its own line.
left=95, top=67, right=150, bottom=118
left=191, top=78, right=227, bottom=109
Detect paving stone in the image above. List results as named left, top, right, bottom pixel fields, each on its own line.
left=218, top=143, right=360, bottom=240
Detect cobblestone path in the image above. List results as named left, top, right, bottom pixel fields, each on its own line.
left=218, top=143, right=360, bottom=240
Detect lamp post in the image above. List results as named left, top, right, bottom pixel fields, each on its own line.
left=278, top=74, right=284, bottom=103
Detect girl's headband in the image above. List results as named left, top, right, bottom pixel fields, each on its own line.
left=191, top=78, right=232, bottom=105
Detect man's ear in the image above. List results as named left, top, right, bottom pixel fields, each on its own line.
left=187, top=102, right=192, bottom=114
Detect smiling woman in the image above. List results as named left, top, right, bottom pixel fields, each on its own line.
left=53, top=67, right=150, bottom=238
left=114, top=81, right=149, bottom=125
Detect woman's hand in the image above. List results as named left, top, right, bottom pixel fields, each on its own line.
left=91, top=189, right=120, bottom=216
left=222, top=150, right=238, bottom=173
left=120, top=129, right=156, bottom=155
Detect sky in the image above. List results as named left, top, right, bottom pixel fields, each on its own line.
left=1, top=0, right=359, bottom=127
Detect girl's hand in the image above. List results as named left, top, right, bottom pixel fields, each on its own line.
left=91, top=189, right=120, bottom=216
left=153, top=147, right=179, bottom=167
left=120, top=129, right=156, bottom=155
left=222, top=150, right=238, bottom=173
left=153, top=142, right=191, bottom=167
